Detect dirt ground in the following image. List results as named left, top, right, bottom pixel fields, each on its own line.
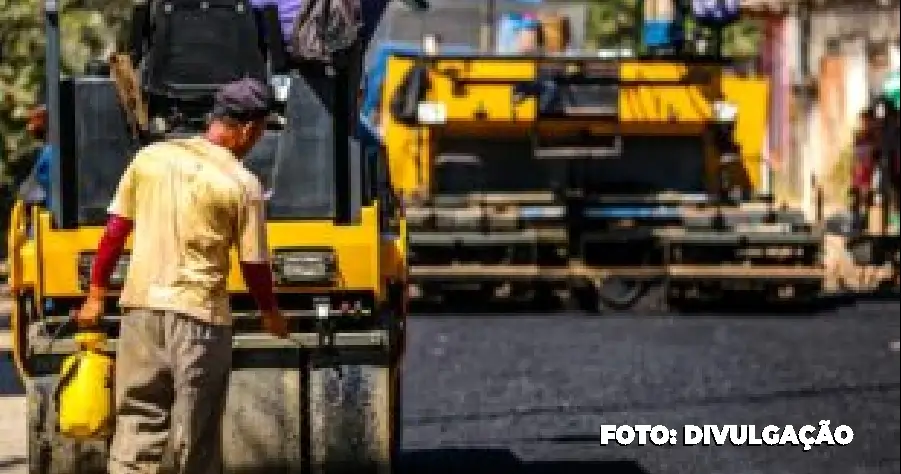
left=822, top=234, right=897, bottom=292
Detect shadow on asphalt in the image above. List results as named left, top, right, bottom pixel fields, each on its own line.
left=410, top=288, right=900, bottom=316
left=0, top=451, right=649, bottom=474
left=665, top=290, right=899, bottom=317
left=404, top=381, right=901, bottom=426
left=399, top=449, right=649, bottom=474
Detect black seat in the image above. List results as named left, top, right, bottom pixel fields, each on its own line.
left=138, top=0, right=269, bottom=104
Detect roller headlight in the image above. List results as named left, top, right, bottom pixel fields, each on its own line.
left=78, top=252, right=130, bottom=291
left=272, top=249, right=337, bottom=285
left=712, top=101, right=738, bottom=123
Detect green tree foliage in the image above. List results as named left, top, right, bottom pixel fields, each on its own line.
left=584, top=0, right=761, bottom=56
left=0, top=0, right=130, bottom=186
left=721, top=20, right=762, bottom=57
left=586, top=0, right=640, bottom=48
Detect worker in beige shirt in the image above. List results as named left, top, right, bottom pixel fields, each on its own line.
left=75, top=78, right=288, bottom=474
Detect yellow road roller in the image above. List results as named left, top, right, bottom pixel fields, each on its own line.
left=4, top=0, right=410, bottom=472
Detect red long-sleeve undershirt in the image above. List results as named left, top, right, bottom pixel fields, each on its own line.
left=240, top=262, right=277, bottom=312
left=90, top=215, right=133, bottom=289
left=90, top=215, right=277, bottom=312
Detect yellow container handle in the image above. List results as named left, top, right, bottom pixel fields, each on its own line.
left=74, top=331, right=107, bottom=349
left=53, top=352, right=85, bottom=406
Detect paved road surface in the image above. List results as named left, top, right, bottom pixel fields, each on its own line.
left=401, top=302, right=900, bottom=474
left=2, top=301, right=899, bottom=473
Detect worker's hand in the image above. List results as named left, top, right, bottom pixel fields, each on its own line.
left=75, top=285, right=105, bottom=329
left=261, top=309, right=289, bottom=338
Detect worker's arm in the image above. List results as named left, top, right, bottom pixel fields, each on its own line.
left=75, top=158, right=138, bottom=327
left=241, top=262, right=277, bottom=312
left=236, top=180, right=277, bottom=312
left=89, top=215, right=134, bottom=292
left=89, top=157, right=139, bottom=295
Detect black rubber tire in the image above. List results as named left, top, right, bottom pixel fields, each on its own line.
left=595, top=278, right=668, bottom=314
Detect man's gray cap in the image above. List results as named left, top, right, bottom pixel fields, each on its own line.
left=211, top=77, right=275, bottom=121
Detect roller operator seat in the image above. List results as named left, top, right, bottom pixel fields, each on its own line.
left=131, top=0, right=277, bottom=125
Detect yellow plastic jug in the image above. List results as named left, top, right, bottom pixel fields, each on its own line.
left=56, top=331, right=115, bottom=439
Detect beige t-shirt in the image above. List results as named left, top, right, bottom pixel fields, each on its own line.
left=108, top=136, right=268, bottom=325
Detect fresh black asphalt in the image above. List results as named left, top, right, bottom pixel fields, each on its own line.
left=2, top=300, right=899, bottom=474
left=400, top=301, right=900, bottom=474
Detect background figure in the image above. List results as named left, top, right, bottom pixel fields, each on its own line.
left=516, top=14, right=542, bottom=54
left=538, top=12, right=571, bottom=54
left=850, top=109, right=875, bottom=232
left=496, top=13, right=524, bottom=54
left=22, top=104, right=53, bottom=209
left=249, top=0, right=390, bottom=51
left=12, top=103, right=55, bottom=242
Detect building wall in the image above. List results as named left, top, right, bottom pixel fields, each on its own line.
left=767, top=1, right=900, bottom=216
left=807, top=5, right=899, bottom=82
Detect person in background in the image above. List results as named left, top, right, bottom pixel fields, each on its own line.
left=23, top=104, right=54, bottom=209
left=75, top=78, right=289, bottom=474
left=250, top=0, right=390, bottom=51
left=515, top=14, right=543, bottom=54
left=850, top=109, right=876, bottom=231
left=882, top=106, right=900, bottom=232
left=538, top=12, right=572, bottom=55
left=13, top=103, right=55, bottom=241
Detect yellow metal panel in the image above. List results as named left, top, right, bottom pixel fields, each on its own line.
left=19, top=242, right=37, bottom=287
left=35, top=213, right=105, bottom=297
left=382, top=56, right=431, bottom=198
left=32, top=208, right=382, bottom=300
left=721, top=76, right=769, bottom=192
left=381, top=55, right=771, bottom=200
left=5, top=201, right=27, bottom=291
left=619, top=62, right=712, bottom=123
left=618, top=62, right=770, bottom=193
left=424, top=58, right=537, bottom=122
left=620, top=62, right=689, bottom=81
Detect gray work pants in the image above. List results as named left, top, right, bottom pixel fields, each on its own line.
left=108, top=309, right=232, bottom=474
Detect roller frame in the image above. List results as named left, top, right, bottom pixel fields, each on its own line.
left=19, top=298, right=403, bottom=474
